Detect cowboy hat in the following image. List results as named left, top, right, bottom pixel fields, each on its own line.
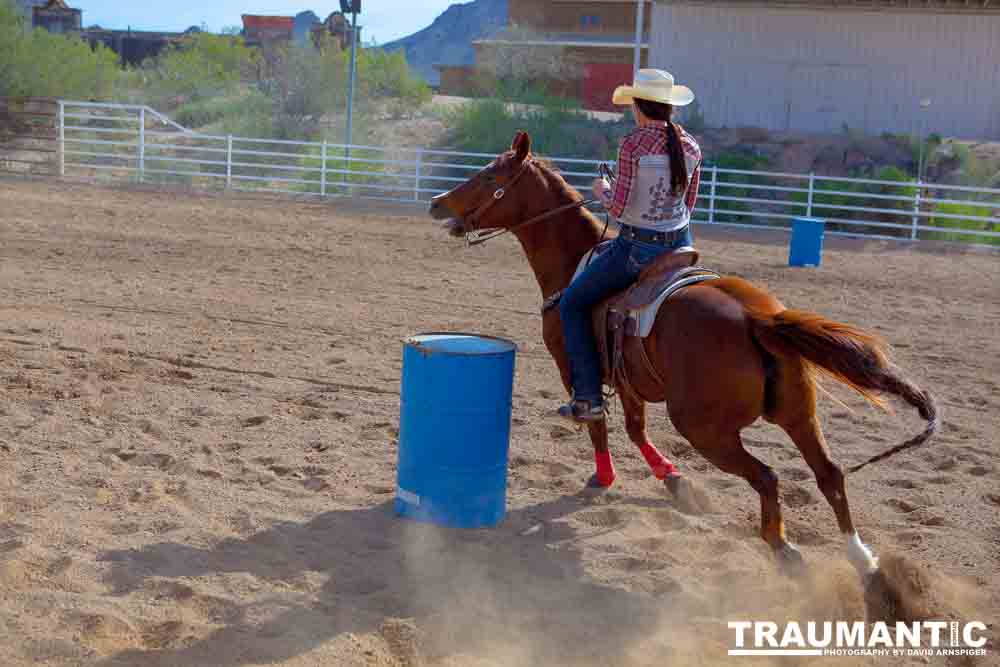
left=612, top=69, right=695, bottom=107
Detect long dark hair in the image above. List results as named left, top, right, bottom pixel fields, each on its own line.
left=634, top=97, right=688, bottom=196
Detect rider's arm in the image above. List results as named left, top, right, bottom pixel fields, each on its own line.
left=608, top=137, right=638, bottom=219
left=685, top=159, right=702, bottom=212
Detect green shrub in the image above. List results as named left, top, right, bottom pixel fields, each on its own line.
left=137, top=32, right=258, bottom=108
left=0, top=0, right=123, bottom=99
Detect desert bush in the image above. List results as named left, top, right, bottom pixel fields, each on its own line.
left=137, top=32, right=258, bottom=108
left=0, top=0, right=123, bottom=99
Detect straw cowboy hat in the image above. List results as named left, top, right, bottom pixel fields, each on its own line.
left=612, top=69, right=695, bottom=107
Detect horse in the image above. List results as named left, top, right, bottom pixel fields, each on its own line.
left=428, top=131, right=938, bottom=578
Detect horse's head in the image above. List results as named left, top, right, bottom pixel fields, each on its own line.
left=429, top=131, right=535, bottom=237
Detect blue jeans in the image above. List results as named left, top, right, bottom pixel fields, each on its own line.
left=559, top=227, right=693, bottom=403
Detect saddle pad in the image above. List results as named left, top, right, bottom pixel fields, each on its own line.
left=634, top=270, right=719, bottom=337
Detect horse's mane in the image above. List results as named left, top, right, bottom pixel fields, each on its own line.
left=533, top=158, right=605, bottom=231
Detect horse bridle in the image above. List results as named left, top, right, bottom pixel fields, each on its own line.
left=460, top=158, right=598, bottom=247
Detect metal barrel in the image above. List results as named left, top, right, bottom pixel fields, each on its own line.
left=395, top=333, right=517, bottom=529
left=789, top=217, right=826, bottom=267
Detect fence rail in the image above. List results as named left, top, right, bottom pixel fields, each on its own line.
left=51, top=100, right=1000, bottom=245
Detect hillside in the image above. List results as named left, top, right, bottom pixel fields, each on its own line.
left=381, top=0, right=507, bottom=86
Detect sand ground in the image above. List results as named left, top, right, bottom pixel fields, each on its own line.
left=0, top=177, right=997, bottom=666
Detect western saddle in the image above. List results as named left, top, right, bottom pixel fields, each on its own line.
left=583, top=245, right=719, bottom=401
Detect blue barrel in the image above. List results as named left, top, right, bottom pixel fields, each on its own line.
left=395, top=333, right=517, bottom=529
left=789, top=217, right=826, bottom=267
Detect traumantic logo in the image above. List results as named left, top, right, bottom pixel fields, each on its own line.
left=728, top=621, right=989, bottom=657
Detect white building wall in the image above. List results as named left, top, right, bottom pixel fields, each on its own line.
left=650, top=2, right=1000, bottom=139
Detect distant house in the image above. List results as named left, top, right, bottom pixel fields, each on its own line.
left=31, top=0, right=82, bottom=33
left=13, top=0, right=46, bottom=20
left=449, top=0, right=650, bottom=109
left=242, top=15, right=295, bottom=49
left=649, top=0, right=1000, bottom=140
left=310, top=11, right=356, bottom=50
left=83, top=28, right=186, bottom=66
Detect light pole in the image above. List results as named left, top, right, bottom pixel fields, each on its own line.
left=917, top=98, right=931, bottom=182
left=633, top=0, right=645, bottom=76
left=342, top=0, right=361, bottom=179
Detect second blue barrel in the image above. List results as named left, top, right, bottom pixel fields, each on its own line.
left=395, top=333, right=517, bottom=529
left=789, top=217, right=826, bottom=267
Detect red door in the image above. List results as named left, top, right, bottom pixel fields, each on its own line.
left=583, top=63, right=633, bottom=112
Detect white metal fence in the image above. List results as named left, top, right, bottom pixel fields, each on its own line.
left=56, top=100, right=1000, bottom=245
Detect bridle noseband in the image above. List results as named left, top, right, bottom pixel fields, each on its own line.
left=461, top=158, right=597, bottom=247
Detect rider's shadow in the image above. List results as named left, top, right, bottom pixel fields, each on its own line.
left=96, top=496, right=670, bottom=666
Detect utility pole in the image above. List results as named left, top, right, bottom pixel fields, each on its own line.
left=633, top=0, right=645, bottom=76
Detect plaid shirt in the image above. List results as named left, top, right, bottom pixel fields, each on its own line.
left=603, top=124, right=702, bottom=221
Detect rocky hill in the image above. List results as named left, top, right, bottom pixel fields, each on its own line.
left=381, top=0, right=507, bottom=87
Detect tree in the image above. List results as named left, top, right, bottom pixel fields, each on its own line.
left=0, top=0, right=122, bottom=100
left=139, top=31, right=258, bottom=106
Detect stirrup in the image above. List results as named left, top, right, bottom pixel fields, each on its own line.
left=557, top=398, right=606, bottom=423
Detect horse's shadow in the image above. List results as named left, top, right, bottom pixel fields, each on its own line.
left=96, top=495, right=672, bottom=666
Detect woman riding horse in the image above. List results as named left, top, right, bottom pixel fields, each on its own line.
left=559, top=69, right=702, bottom=423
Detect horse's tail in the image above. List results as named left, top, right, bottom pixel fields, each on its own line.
left=749, top=308, right=938, bottom=474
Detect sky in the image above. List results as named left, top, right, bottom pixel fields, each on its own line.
left=71, top=0, right=459, bottom=44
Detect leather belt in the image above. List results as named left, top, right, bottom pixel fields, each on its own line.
left=618, top=223, right=689, bottom=246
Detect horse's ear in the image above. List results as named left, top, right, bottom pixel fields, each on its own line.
left=512, top=131, right=531, bottom=161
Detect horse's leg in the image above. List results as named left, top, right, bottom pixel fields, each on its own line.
left=543, top=312, right=618, bottom=489
left=781, top=414, right=878, bottom=576
left=586, top=419, right=615, bottom=488
left=767, top=360, right=879, bottom=576
left=689, top=429, right=802, bottom=571
left=619, top=391, right=679, bottom=480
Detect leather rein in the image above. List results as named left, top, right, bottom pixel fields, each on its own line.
left=462, top=158, right=598, bottom=247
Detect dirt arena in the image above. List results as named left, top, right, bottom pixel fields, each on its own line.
left=0, top=177, right=997, bottom=666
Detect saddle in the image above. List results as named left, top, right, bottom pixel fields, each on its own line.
left=575, top=242, right=720, bottom=402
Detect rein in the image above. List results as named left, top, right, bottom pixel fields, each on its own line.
left=463, top=159, right=598, bottom=247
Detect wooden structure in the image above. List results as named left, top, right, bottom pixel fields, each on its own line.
left=0, top=98, right=58, bottom=177
left=242, top=15, right=296, bottom=49
left=310, top=11, right=355, bottom=50
left=83, top=29, right=188, bottom=66
left=31, top=0, right=81, bottom=33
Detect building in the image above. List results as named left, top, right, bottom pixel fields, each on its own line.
left=310, top=11, right=356, bottom=50
left=83, top=28, right=189, bottom=66
left=441, top=0, right=651, bottom=109
left=649, top=0, right=1000, bottom=140
left=241, top=15, right=296, bottom=49
left=30, top=0, right=81, bottom=33
left=13, top=0, right=45, bottom=20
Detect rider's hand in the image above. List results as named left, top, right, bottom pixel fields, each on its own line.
left=591, top=177, right=611, bottom=201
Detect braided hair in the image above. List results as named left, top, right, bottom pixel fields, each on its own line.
left=633, top=97, right=689, bottom=196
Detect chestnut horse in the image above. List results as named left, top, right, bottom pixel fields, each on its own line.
left=429, top=131, right=937, bottom=576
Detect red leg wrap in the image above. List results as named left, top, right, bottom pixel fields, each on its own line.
left=594, top=449, right=616, bottom=487
left=639, top=442, right=679, bottom=480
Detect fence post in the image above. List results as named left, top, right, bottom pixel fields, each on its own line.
left=708, top=164, right=717, bottom=223
left=414, top=149, right=424, bottom=202
left=320, top=141, right=328, bottom=197
left=57, top=100, right=65, bottom=177
left=911, top=180, right=922, bottom=241
left=137, top=107, right=146, bottom=183
left=225, top=135, right=233, bottom=190
left=806, top=172, right=815, bottom=218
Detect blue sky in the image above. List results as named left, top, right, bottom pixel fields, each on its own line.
left=72, top=1, right=458, bottom=44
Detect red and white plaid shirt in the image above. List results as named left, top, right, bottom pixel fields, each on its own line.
left=604, top=123, right=702, bottom=221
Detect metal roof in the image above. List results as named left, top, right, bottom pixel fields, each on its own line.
left=655, top=0, right=998, bottom=11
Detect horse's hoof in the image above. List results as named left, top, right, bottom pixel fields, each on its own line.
left=664, top=475, right=709, bottom=515
left=585, top=473, right=614, bottom=490
left=776, top=543, right=807, bottom=577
